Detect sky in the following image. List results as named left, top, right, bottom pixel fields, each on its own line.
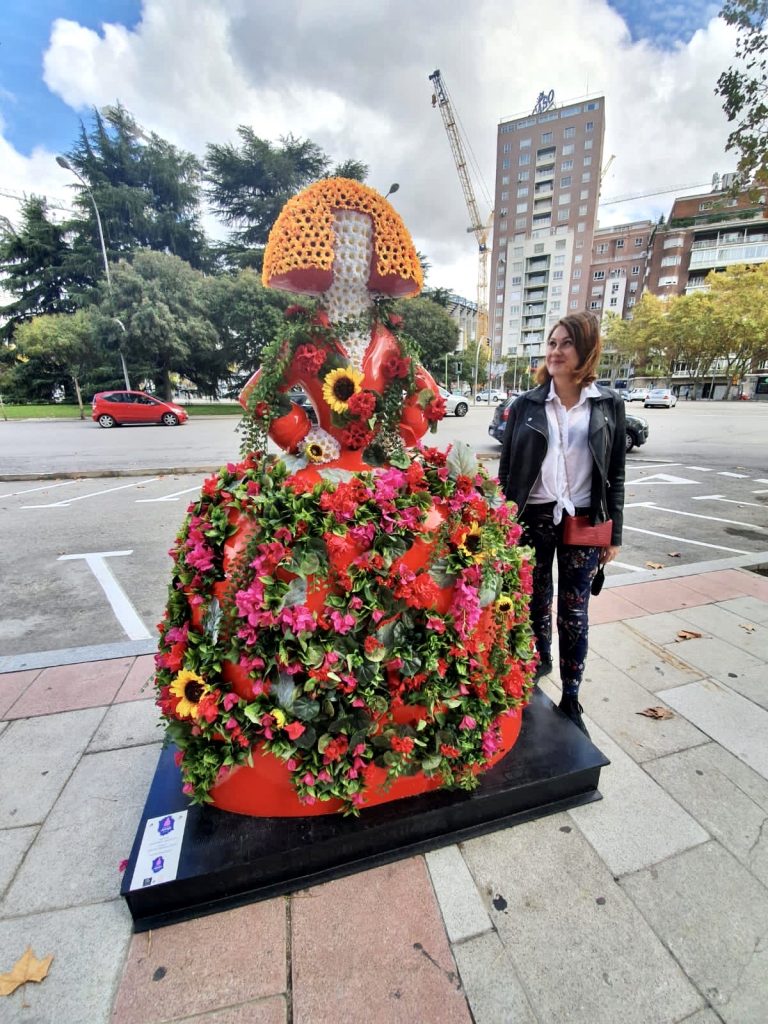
left=0, top=0, right=739, bottom=300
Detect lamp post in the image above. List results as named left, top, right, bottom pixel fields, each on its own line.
left=56, top=155, right=131, bottom=389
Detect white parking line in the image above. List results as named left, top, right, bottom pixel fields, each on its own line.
left=625, top=473, right=698, bottom=486
left=0, top=479, right=80, bottom=499
left=623, top=526, right=749, bottom=554
left=136, top=485, right=201, bottom=503
left=684, top=466, right=714, bottom=472
left=691, top=494, right=767, bottom=509
left=718, top=471, right=749, bottom=478
left=58, top=550, right=151, bottom=640
left=629, top=502, right=766, bottom=531
left=22, top=477, right=160, bottom=508
left=609, top=560, right=646, bottom=572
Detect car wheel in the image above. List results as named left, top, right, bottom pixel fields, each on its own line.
left=162, top=412, right=179, bottom=426
left=625, top=431, right=635, bottom=453
left=98, top=414, right=115, bottom=428
left=454, top=402, right=468, bottom=417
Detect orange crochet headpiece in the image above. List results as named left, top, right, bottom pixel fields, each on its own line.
left=262, top=178, right=423, bottom=298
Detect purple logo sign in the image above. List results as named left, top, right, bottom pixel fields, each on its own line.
left=152, top=856, right=165, bottom=874
left=158, top=816, right=174, bottom=836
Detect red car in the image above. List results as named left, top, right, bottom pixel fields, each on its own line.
left=91, top=390, right=188, bottom=428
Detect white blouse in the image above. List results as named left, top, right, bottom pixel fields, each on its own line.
left=528, top=382, right=601, bottom=523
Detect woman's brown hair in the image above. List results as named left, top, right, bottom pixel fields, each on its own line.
left=534, top=311, right=602, bottom=387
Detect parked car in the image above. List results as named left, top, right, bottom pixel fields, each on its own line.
left=625, top=412, right=649, bottom=452
left=475, top=389, right=505, bottom=403
left=91, top=390, right=188, bottom=428
left=287, top=388, right=318, bottom=424
left=488, top=395, right=519, bottom=442
left=438, top=386, right=469, bottom=417
left=644, top=388, right=678, bottom=408
left=490, top=398, right=649, bottom=453
left=625, top=387, right=650, bottom=403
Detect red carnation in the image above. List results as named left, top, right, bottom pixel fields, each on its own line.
left=295, top=343, right=327, bottom=376
left=347, top=390, right=377, bottom=420
left=425, top=395, right=447, bottom=423
left=323, top=736, right=349, bottom=763
left=382, top=355, right=410, bottom=380
left=390, top=735, right=415, bottom=754
left=340, top=423, right=374, bottom=450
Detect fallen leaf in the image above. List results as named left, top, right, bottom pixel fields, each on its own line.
left=0, top=947, right=53, bottom=997
left=645, top=561, right=665, bottom=570
left=667, top=552, right=682, bottom=558
left=676, top=629, right=703, bottom=641
left=739, top=623, right=756, bottom=633
left=636, top=706, right=674, bottom=720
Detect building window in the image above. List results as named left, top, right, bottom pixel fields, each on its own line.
left=592, top=286, right=603, bottom=296
left=515, top=217, right=526, bottom=228
left=509, top=305, right=520, bottom=315
left=634, top=237, right=644, bottom=246
left=562, top=144, right=574, bottom=156
left=586, top=121, right=594, bottom=131
left=582, top=172, right=591, bottom=183
left=513, top=246, right=524, bottom=255
left=503, top=143, right=512, bottom=153
left=580, top=189, right=589, bottom=200
left=555, top=239, right=567, bottom=249
left=520, top=138, right=531, bottom=148
left=517, top=170, right=530, bottom=182
left=615, top=238, right=624, bottom=248
left=551, top=284, right=562, bottom=294
left=583, top=155, right=592, bottom=166
left=608, top=297, right=618, bottom=307
left=560, top=175, right=572, bottom=187
left=573, top=269, right=582, bottom=279
left=517, top=186, right=529, bottom=197
left=554, top=254, right=565, bottom=265
left=502, top=175, right=510, bottom=185
left=610, top=268, right=624, bottom=278
left=574, top=253, right=582, bottom=262
left=502, top=159, right=510, bottom=169
left=570, top=300, right=579, bottom=308
left=661, top=255, right=681, bottom=266
left=512, top=261, right=523, bottom=271
left=553, top=270, right=564, bottom=280
left=658, top=276, right=678, bottom=287
left=593, top=270, right=605, bottom=280
left=498, top=235, right=507, bottom=245
left=577, top=222, right=586, bottom=232
left=590, top=301, right=601, bottom=310
left=699, top=201, right=713, bottom=211
left=596, top=243, right=608, bottom=255
left=631, top=265, right=640, bottom=275
left=576, top=239, right=584, bottom=247
left=564, top=126, right=575, bottom=138
left=501, top=191, right=510, bottom=200
left=511, top=275, right=522, bottom=285
left=550, top=300, right=561, bottom=311
left=584, top=139, right=593, bottom=150
left=541, top=131, right=553, bottom=144
left=561, top=159, right=574, bottom=171
left=629, top=282, right=638, bottom=293
left=519, top=153, right=531, bottom=165
left=498, top=221, right=508, bottom=232
left=663, top=237, right=683, bottom=248
left=516, top=202, right=527, bottom=213
left=534, top=243, right=545, bottom=253
left=557, top=209, right=569, bottom=221
left=628, top=297, right=635, bottom=307
left=559, top=192, right=571, bottom=205
left=611, top=282, right=621, bottom=293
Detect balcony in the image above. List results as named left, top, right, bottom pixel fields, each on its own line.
left=689, top=240, right=768, bottom=269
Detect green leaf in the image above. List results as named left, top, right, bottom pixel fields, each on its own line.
left=446, top=440, right=478, bottom=480
left=274, top=676, right=297, bottom=708
left=242, top=703, right=262, bottom=723
left=479, top=579, right=500, bottom=607
left=281, top=577, right=307, bottom=608
left=429, top=557, right=457, bottom=588
left=293, top=697, right=320, bottom=722
left=388, top=449, right=411, bottom=470
left=420, top=754, right=443, bottom=772
left=293, top=726, right=317, bottom=750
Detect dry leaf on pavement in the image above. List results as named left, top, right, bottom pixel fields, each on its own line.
left=739, top=623, right=756, bottom=633
left=645, top=562, right=665, bottom=569
left=667, top=552, right=682, bottom=558
left=0, top=947, right=54, bottom=997
left=636, top=706, right=674, bottom=720
left=676, top=629, right=703, bottom=641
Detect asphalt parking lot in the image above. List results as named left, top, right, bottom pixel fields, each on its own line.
left=1, top=403, right=767, bottom=658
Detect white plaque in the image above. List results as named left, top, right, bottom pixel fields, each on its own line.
left=129, top=810, right=188, bottom=891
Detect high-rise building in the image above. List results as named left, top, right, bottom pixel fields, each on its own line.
left=587, top=220, right=653, bottom=319
left=490, top=95, right=605, bottom=370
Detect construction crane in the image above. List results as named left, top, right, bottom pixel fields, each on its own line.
left=429, top=69, right=493, bottom=348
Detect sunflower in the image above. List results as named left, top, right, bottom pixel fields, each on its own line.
left=170, top=669, right=208, bottom=719
left=495, top=595, right=514, bottom=614
left=457, top=522, right=485, bottom=562
left=306, top=441, right=326, bottom=463
left=322, top=367, right=364, bottom=414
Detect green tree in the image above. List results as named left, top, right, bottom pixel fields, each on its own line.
left=9, top=309, right=102, bottom=413
left=205, top=130, right=367, bottom=270
left=715, top=0, right=768, bottom=186
left=665, top=292, right=720, bottom=397
left=393, top=296, right=460, bottom=374
left=63, top=104, right=208, bottom=273
left=706, top=261, right=768, bottom=395
left=0, top=197, right=80, bottom=343
left=108, top=250, right=221, bottom=398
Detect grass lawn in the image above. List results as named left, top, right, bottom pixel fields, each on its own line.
left=1, top=403, right=242, bottom=420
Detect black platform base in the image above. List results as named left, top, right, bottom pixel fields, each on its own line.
left=121, top=689, right=609, bottom=931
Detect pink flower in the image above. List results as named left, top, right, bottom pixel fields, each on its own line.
left=329, top=609, right=356, bottom=634
left=459, top=715, right=477, bottom=730
left=302, top=772, right=316, bottom=786
left=223, top=692, right=239, bottom=712
left=182, top=783, right=195, bottom=795
left=286, top=758, right=300, bottom=771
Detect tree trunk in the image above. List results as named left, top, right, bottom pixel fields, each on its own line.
left=72, top=376, right=85, bottom=419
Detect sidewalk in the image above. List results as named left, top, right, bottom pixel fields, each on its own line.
left=1, top=565, right=768, bottom=1023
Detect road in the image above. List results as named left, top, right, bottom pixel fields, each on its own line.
left=1, top=402, right=767, bottom=657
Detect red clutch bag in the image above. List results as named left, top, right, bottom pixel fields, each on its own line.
left=562, top=515, right=613, bottom=547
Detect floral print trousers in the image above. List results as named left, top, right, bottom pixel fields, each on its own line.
left=520, top=505, right=601, bottom=696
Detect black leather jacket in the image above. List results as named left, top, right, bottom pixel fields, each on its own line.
left=498, top=384, right=626, bottom=546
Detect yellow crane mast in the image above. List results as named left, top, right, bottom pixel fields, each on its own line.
left=429, top=69, right=493, bottom=347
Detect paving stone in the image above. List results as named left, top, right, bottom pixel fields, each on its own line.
left=0, top=707, right=105, bottom=827
left=658, top=634, right=763, bottom=686
left=174, top=999, right=287, bottom=1023
left=451, top=930, right=537, bottom=1024
left=677, top=569, right=762, bottom=602
left=461, top=815, right=703, bottom=1024
left=114, top=655, right=156, bottom=703
left=1, top=743, right=161, bottom=916
left=88, top=699, right=163, bottom=752
left=658, top=679, right=768, bottom=781
left=623, top=611, right=698, bottom=648
left=0, top=826, right=37, bottom=896
left=621, top=841, right=768, bottom=1024
left=3, top=657, right=132, bottom=718
left=111, top=900, right=287, bottom=1024
left=717, top=595, right=768, bottom=624
left=292, top=857, right=472, bottom=1024
left=580, top=657, right=708, bottom=763
left=588, top=590, right=646, bottom=624
left=0, top=669, right=37, bottom=717
left=644, top=744, right=768, bottom=889
left=714, top=663, right=768, bottom=711
left=425, top=844, right=492, bottom=943
left=676, top=1011, right=725, bottom=1024
left=0, top=899, right=132, bottom=1024
left=611, top=580, right=709, bottom=614
left=671, top=603, right=768, bottom=658
left=567, top=722, right=709, bottom=876
left=589, top=621, right=704, bottom=691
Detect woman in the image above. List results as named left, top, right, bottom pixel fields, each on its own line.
left=498, top=312, right=625, bottom=735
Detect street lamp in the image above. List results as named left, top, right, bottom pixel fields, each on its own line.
left=56, top=155, right=131, bottom=389
left=384, top=183, right=400, bottom=199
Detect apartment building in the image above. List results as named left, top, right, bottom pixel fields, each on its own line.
left=445, top=293, right=478, bottom=351
left=587, top=221, right=652, bottom=319
left=490, top=94, right=605, bottom=369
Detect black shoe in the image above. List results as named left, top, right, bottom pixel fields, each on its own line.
left=557, top=695, right=590, bottom=737
left=534, top=657, right=553, bottom=681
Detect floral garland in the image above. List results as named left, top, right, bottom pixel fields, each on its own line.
left=154, top=445, right=536, bottom=814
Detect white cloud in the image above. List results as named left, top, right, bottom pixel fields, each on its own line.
left=2, top=0, right=739, bottom=299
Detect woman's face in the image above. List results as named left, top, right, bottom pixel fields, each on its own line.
left=546, top=324, right=581, bottom=381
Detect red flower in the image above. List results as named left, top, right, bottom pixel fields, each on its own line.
left=295, top=344, right=327, bottom=376
left=197, top=690, right=221, bottom=724
left=312, top=309, right=331, bottom=328
left=387, top=313, right=404, bottom=329
left=390, top=735, right=415, bottom=754
left=364, top=635, right=384, bottom=656
left=285, top=721, right=306, bottom=740
left=201, top=475, right=219, bottom=498
left=340, top=423, right=374, bottom=450
left=347, top=390, right=377, bottom=420
left=425, top=395, right=447, bottom=423
left=323, top=736, right=349, bottom=763
left=440, top=744, right=461, bottom=759
left=400, top=573, right=441, bottom=610
left=285, top=304, right=308, bottom=320
left=382, top=355, right=410, bottom=380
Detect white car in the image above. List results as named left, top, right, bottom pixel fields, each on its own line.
left=475, top=390, right=505, bottom=403
left=625, top=387, right=650, bottom=402
left=644, top=388, right=678, bottom=408
left=438, top=386, right=469, bottom=417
